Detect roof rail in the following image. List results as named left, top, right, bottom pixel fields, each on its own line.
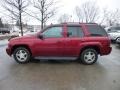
left=61, top=22, right=97, bottom=24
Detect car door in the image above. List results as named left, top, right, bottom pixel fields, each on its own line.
left=63, top=25, right=85, bottom=57
left=35, top=26, right=65, bottom=57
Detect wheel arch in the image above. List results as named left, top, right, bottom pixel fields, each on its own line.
left=80, top=45, right=100, bottom=55
left=11, top=44, right=32, bottom=56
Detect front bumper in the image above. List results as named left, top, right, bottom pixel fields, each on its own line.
left=6, top=47, right=12, bottom=56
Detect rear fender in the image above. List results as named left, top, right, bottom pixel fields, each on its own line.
left=79, top=42, right=102, bottom=54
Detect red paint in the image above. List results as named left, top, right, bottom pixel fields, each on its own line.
left=6, top=23, right=112, bottom=57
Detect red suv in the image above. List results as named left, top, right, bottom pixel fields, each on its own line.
left=6, top=23, right=112, bottom=65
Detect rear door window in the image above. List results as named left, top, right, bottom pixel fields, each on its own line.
left=67, top=26, right=84, bottom=37
left=87, top=25, right=108, bottom=36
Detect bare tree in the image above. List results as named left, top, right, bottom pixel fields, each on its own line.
left=75, top=1, right=99, bottom=23
left=75, top=6, right=84, bottom=22
left=29, top=0, right=58, bottom=29
left=104, top=9, right=120, bottom=26
left=3, top=0, right=29, bottom=36
left=58, top=14, right=71, bottom=23
left=98, top=8, right=120, bottom=26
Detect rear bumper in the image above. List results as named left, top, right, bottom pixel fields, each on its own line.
left=101, top=46, right=112, bottom=55
left=6, top=47, right=12, bottom=56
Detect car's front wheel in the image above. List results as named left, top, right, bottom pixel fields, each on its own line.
left=80, top=48, right=98, bottom=65
left=13, top=47, right=31, bottom=64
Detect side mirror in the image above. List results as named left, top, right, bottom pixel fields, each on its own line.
left=38, top=34, right=44, bottom=40
left=108, top=29, right=111, bottom=31
left=107, top=29, right=111, bottom=33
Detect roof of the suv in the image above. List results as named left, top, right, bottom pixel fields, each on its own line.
left=43, top=22, right=98, bottom=31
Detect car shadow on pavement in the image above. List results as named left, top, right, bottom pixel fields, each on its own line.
left=31, top=59, right=79, bottom=64
left=30, top=59, right=104, bottom=67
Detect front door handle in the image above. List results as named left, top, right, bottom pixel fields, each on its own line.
left=57, top=41, right=61, bottom=43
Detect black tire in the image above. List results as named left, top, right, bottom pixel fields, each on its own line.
left=80, top=48, right=98, bottom=65
left=13, top=47, right=31, bottom=64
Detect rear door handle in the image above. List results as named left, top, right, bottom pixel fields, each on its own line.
left=81, top=40, right=85, bottom=42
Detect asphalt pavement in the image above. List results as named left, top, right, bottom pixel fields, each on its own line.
left=0, top=44, right=120, bottom=90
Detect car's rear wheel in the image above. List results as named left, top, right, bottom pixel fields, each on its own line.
left=80, top=48, right=98, bottom=65
left=13, top=47, right=31, bottom=64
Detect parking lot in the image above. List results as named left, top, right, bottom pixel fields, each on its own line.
left=0, top=44, right=120, bottom=90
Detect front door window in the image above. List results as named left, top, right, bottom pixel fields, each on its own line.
left=42, top=27, right=63, bottom=38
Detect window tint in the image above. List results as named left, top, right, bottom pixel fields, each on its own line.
left=67, top=26, right=84, bottom=37
left=42, top=27, right=62, bottom=38
left=87, top=25, right=108, bottom=36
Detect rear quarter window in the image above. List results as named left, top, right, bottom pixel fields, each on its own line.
left=87, top=25, right=108, bottom=37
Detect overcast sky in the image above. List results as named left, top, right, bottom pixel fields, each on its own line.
left=49, top=0, right=120, bottom=25
left=61, top=0, right=120, bottom=11
left=0, top=0, right=120, bottom=25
